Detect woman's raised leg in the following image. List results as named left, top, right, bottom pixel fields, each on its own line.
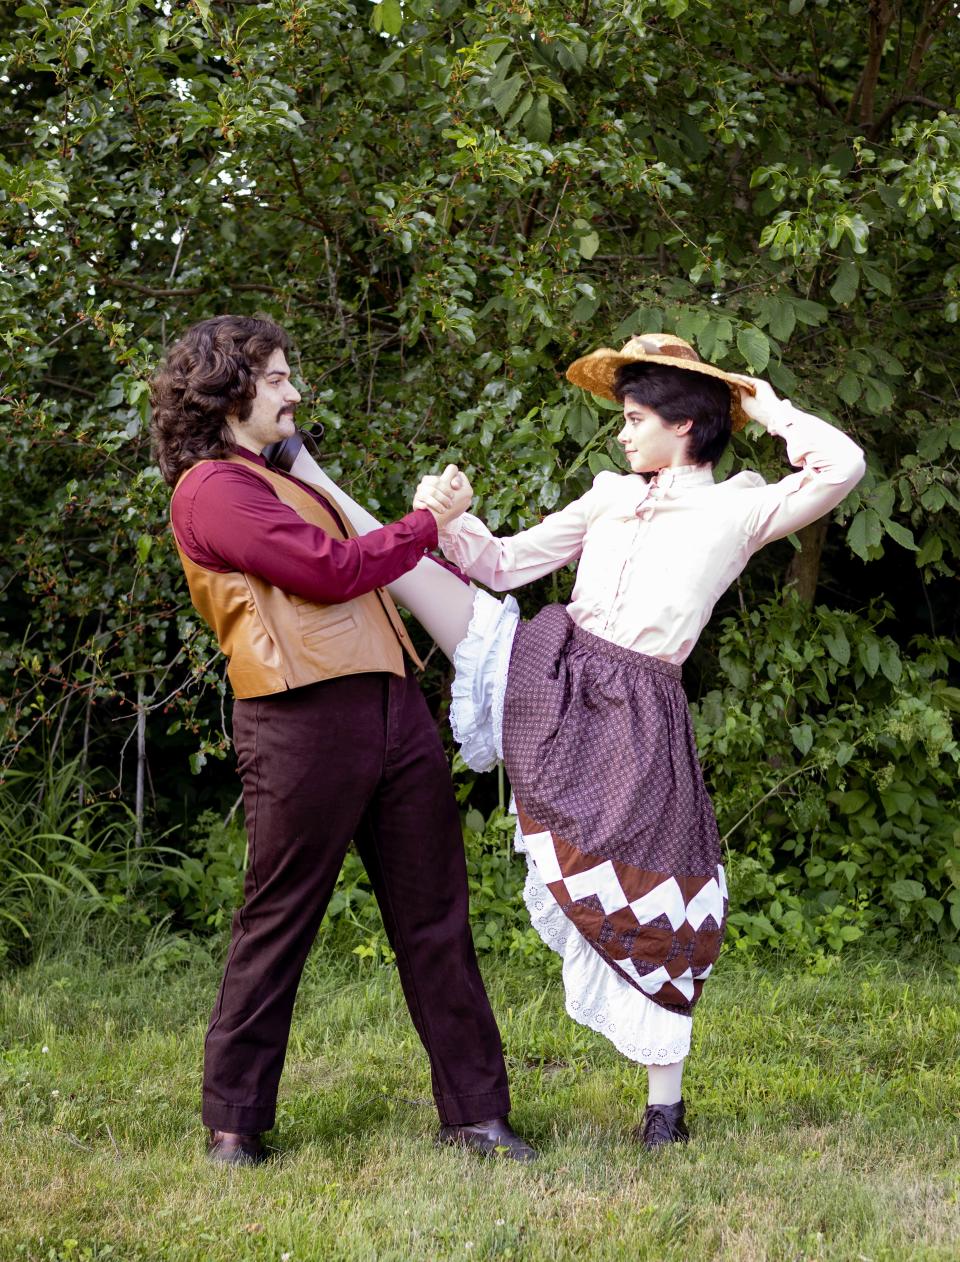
left=284, top=440, right=476, bottom=660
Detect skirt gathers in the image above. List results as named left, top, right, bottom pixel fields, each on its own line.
left=451, top=592, right=728, bottom=1064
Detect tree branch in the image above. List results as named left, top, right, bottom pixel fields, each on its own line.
left=868, top=92, right=959, bottom=138
left=860, top=0, right=898, bottom=128
left=96, top=276, right=281, bottom=298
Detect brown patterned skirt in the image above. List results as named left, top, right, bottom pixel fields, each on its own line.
left=502, top=605, right=727, bottom=1016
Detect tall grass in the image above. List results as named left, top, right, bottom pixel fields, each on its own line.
left=0, top=756, right=140, bottom=964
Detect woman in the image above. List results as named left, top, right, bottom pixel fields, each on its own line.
left=412, top=332, right=865, bottom=1149
left=269, top=331, right=865, bottom=1149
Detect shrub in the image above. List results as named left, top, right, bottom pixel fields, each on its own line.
left=693, top=595, right=960, bottom=957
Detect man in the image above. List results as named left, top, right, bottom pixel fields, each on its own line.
left=150, top=314, right=534, bottom=1165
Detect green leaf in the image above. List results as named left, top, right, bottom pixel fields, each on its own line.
left=823, top=628, right=851, bottom=666
left=523, top=94, right=552, bottom=143
left=791, top=723, right=813, bottom=755
left=861, top=262, right=892, bottom=296
left=830, top=260, right=859, bottom=306
left=847, top=508, right=882, bottom=560
left=858, top=636, right=880, bottom=677
left=882, top=518, right=917, bottom=551
left=465, top=808, right=485, bottom=833
left=377, top=0, right=403, bottom=36
left=922, top=898, right=944, bottom=925
left=878, top=644, right=902, bottom=683
left=578, top=230, right=600, bottom=260
left=916, top=533, right=944, bottom=565
left=571, top=293, right=600, bottom=321
left=766, top=360, right=798, bottom=395
left=505, top=91, right=534, bottom=131
left=837, top=790, right=870, bottom=815
left=736, top=326, right=770, bottom=372
left=835, top=742, right=855, bottom=767
left=587, top=452, right=618, bottom=476
left=566, top=401, right=598, bottom=444
left=890, top=879, right=925, bottom=903
left=766, top=298, right=796, bottom=342
left=836, top=372, right=862, bottom=405
left=920, top=484, right=946, bottom=512
left=863, top=378, right=894, bottom=413
left=491, top=74, right=523, bottom=120
left=136, top=534, right=152, bottom=565
left=791, top=298, right=828, bottom=326
left=788, top=0, right=806, bottom=12
left=951, top=896, right=960, bottom=932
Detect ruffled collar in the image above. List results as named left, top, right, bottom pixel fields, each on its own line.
left=646, top=463, right=714, bottom=490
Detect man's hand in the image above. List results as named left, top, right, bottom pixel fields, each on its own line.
left=413, top=464, right=474, bottom=529
left=730, top=373, right=789, bottom=427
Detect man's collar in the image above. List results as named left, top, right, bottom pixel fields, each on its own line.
left=227, top=442, right=268, bottom=468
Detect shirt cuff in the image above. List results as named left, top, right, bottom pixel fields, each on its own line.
left=408, top=507, right=439, bottom=551
left=437, top=514, right=466, bottom=545
left=751, top=397, right=797, bottom=437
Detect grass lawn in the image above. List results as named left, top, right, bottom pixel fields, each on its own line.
left=1, top=932, right=959, bottom=1262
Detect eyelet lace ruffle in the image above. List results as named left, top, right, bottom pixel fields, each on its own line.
left=517, top=825, right=691, bottom=1065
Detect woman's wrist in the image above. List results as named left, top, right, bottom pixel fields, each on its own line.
left=438, top=513, right=466, bottom=541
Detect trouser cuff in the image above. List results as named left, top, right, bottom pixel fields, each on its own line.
left=202, top=1096, right=276, bottom=1134
left=435, top=1087, right=512, bottom=1127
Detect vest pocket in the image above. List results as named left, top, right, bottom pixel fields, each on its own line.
left=297, top=608, right=358, bottom=642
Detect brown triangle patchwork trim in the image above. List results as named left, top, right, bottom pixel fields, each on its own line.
left=517, top=801, right=727, bottom=1017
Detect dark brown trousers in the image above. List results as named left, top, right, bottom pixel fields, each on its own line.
left=201, top=668, right=510, bottom=1133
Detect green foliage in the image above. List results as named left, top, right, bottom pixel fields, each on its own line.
left=0, top=0, right=957, bottom=953
left=693, top=595, right=960, bottom=957
left=462, top=805, right=542, bottom=955
left=130, top=800, right=536, bottom=959
left=0, top=756, right=139, bottom=963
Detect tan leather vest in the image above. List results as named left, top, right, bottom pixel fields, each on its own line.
left=171, top=457, right=423, bottom=699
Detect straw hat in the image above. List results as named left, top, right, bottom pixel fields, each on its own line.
left=566, top=332, right=756, bottom=431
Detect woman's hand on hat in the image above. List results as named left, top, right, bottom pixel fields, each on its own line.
left=413, top=464, right=474, bottom=528
left=731, top=374, right=789, bottom=428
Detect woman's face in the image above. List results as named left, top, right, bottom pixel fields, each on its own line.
left=617, top=401, right=694, bottom=473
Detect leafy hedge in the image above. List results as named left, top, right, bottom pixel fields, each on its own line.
left=1, top=0, right=958, bottom=960
left=694, top=595, right=960, bottom=954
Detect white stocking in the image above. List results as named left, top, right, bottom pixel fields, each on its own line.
left=286, top=444, right=476, bottom=661
left=647, top=1059, right=685, bottom=1106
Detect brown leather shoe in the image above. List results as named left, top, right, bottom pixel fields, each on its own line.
left=206, top=1129, right=269, bottom=1166
left=634, top=1100, right=690, bottom=1150
left=437, top=1117, right=538, bottom=1163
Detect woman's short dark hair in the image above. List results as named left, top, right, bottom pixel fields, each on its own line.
left=613, top=362, right=732, bottom=467
left=150, top=314, right=289, bottom=486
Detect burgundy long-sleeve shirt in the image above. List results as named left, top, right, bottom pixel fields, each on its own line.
left=171, top=447, right=439, bottom=605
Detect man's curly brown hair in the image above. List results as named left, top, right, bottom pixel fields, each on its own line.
left=150, top=314, right=290, bottom=486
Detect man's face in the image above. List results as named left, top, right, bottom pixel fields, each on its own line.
left=225, top=348, right=301, bottom=454
left=617, top=401, right=694, bottom=474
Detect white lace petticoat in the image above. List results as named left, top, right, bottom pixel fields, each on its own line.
left=450, top=590, right=692, bottom=1065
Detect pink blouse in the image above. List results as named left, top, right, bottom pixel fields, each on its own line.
left=438, top=403, right=866, bottom=665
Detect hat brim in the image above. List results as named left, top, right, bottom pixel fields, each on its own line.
left=566, top=347, right=755, bottom=432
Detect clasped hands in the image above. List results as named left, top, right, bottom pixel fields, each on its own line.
left=413, top=464, right=473, bottom=529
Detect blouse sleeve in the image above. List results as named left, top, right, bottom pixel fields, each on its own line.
left=437, top=475, right=608, bottom=591
left=744, top=402, right=866, bottom=550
